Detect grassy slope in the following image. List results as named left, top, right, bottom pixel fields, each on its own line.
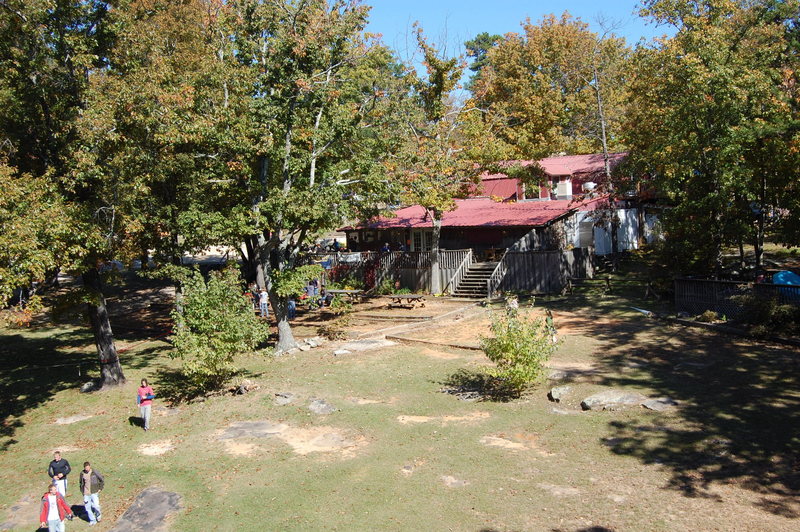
left=2, top=288, right=799, bottom=530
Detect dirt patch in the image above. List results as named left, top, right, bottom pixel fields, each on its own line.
left=480, top=433, right=554, bottom=456
left=441, top=475, right=469, bottom=488
left=480, top=435, right=527, bottom=450
left=54, top=414, right=93, bottom=424
left=282, top=426, right=365, bottom=456
left=417, top=347, right=464, bottom=360
left=138, top=440, right=175, bottom=456
left=397, top=411, right=491, bottom=425
left=217, top=420, right=366, bottom=457
left=346, top=396, right=393, bottom=405
left=537, top=483, right=581, bottom=497
left=223, top=440, right=258, bottom=456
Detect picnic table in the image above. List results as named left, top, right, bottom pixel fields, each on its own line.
left=326, top=289, right=365, bottom=301
left=386, top=294, right=426, bottom=309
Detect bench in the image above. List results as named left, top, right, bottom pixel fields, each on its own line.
left=387, top=294, right=426, bottom=309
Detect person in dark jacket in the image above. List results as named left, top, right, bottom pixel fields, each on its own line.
left=47, top=451, right=71, bottom=496
left=39, top=483, right=73, bottom=532
left=79, top=462, right=104, bottom=525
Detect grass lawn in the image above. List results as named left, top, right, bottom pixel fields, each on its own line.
left=1, top=285, right=799, bottom=531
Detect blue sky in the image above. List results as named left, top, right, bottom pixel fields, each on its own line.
left=365, top=0, right=671, bottom=61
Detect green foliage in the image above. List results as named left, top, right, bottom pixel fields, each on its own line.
left=479, top=310, right=559, bottom=393
left=730, top=295, right=800, bottom=337
left=271, top=265, right=324, bottom=298
left=465, top=13, right=631, bottom=160
left=171, top=267, right=269, bottom=392
left=696, top=310, right=721, bottom=323
left=328, top=295, right=353, bottom=316
left=625, top=0, right=800, bottom=272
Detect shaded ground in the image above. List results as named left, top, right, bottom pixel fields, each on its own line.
left=1, top=273, right=798, bottom=531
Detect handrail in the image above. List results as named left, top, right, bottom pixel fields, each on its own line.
left=444, top=249, right=474, bottom=295
left=486, top=249, right=509, bottom=299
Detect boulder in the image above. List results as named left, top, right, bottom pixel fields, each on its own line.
left=298, top=344, right=312, bottom=352
left=641, top=397, right=679, bottom=412
left=80, top=381, right=99, bottom=393
left=333, top=349, right=351, bottom=356
left=580, top=389, right=648, bottom=411
left=547, top=370, right=569, bottom=381
left=274, top=392, right=295, bottom=406
left=547, top=385, right=572, bottom=403
left=308, top=398, right=337, bottom=415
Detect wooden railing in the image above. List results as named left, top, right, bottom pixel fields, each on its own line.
left=444, top=249, right=474, bottom=295
left=486, top=249, right=510, bottom=299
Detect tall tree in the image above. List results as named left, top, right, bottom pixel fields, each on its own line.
left=466, top=13, right=630, bottom=161
left=391, top=27, right=480, bottom=293
left=0, top=0, right=132, bottom=386
left=210, top=0, right=405, bottom=351
left=624, top=0, right=800, bottom=274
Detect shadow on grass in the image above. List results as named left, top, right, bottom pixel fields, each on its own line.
left=546, top=289, right=800, bottom=517
left=153, top=367, right=260, bottom=405
left=437, top=369, right=521, bottom=402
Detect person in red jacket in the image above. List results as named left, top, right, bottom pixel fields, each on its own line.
left=39, top=483, right=73, bottom=531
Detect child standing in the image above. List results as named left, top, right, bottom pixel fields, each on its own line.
left=137, top=379, right=155, bottom=431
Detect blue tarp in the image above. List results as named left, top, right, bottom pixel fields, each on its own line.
left=773, top=270, right=800, bottom=285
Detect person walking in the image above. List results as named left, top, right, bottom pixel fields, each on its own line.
left=47, top=451, right=71, bottom=496
left=39, top=483, right=73, bottom=532
left=79, top=461, right=104, bottom=525
left=137, top=378, right=155, bottom=431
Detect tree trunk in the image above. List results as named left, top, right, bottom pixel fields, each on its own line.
left=82, top=268, right=125, bottom=387
left=269, top=292, right=297, bottom=353
left=430, top=216, right=442, bottom=294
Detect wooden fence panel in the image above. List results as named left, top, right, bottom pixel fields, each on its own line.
left=498, top=248, right=593, bottom=295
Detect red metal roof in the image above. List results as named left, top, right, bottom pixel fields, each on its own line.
left=481, top=152, right=627, bottom=180
left=357, top=197, right=605, bottom=230
left=477, top=177, right=520, bottom=201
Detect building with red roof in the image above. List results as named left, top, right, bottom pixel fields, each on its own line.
left=343, top=152, right=645, bottom=257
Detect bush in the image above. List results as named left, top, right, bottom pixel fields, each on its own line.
left=696, top=310, right=721, bottom=323
left=479, top=310, right=559, bottom=394
left=172, top=267, right=269, bottom=393
left=730, top=294, right=800, bottom=337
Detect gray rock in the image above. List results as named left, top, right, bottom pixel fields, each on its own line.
left=306, top=336, right=324, bottom=348
left=308, top=398, right=337, bottom=415
left=641, top=397, right=679, bottom=412
left=580, top=389, right=648, bottom=411
left=274, top=392, right=296, bottom=406
left=108, top=487, right=182, bottom=532
left=547, top=370, right=569, bottom=381
left=298, top=344, right=312, bottom=352
left=80, top=381, right=99, bottom=393
left=547, top=385, right=572, bottom=403
left=333, top=349, right=351, bottom=356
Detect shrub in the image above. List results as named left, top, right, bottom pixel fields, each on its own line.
left=730, top=294, right=800, bottom=337
left=329, top=294, right=352, bottom=315
left=172, top=267, right=269, bottom=393
left=695, top=310, right=720, bottom=323
left=317, top=319, right=349, bottom=340
left=479, top=310, right=559, bottom=394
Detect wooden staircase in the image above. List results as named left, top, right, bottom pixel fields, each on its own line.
left=452, top=262, right=497, bottom=298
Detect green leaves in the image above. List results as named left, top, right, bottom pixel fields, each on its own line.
left=171, top=267, right=269, bottom=392
left=479, top=309, right=559, bottom=394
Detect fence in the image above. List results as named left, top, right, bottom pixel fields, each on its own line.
left=674, top=278, right=800, bottom=317
left=498, top=248, right=594, bottom=295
